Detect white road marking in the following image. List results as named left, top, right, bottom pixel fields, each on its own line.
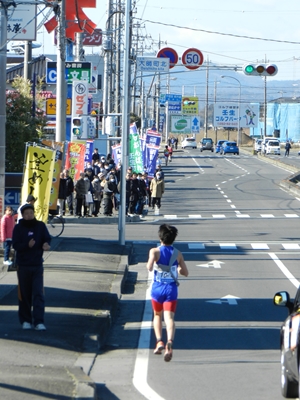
left=269, top=253, right=300, bottom=288
left=212, top=214, right=226, bottom=218
left=188, top=215, right=202, bottom=218
left=251, top=243, right=269, bottom=249
left=236, top=214, right=250, bottom=218
left=282, top=243, right=300, bottom=250
left=197, top=260, right=224, bottom=268
left=284, top=214, right=299, bottom=218
left=164, top=215, right=177, bottom=219
left=188, top=243, right=205, bottom=249
left=261, top=214, right=275, bottom=218
left=230, top=205, right=236, bottom=209
left=219, top=243, right=237, bottom=249
left=206, top=295, right=240, bottom=305
left=133, top=286, right=165, bottom=400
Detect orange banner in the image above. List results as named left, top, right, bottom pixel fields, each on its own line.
left=64, top=142, right=86, bottom=181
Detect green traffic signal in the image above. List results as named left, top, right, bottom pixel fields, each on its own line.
left=245, top=65, right=254, bottom=74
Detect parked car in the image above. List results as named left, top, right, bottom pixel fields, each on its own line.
left=261, top=137, right=277, bottom=154
left=215, top=140, right=227, bottom=153
left=200, top=138, right=214, bottom=152
left=181, top=137, right=197, bottom=149
left=254, top=139, right=263, bottom=152
left=273, top=288, right=300, bottom=398
left=220, top=141, right=239, bottom=155
left=265, top=139, right=280, bottom=155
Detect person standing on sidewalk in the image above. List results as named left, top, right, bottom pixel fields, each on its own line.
left=146, top=224, right=189, bottom=362
left=12, top=204, right=51, bottom=331
left=64, top=169, right=74, bottom=215
left=150, top=172, right=165, bottom=210
left=1, top=206, right=15, bottom=266
left=74, top=172, right=86, bottom=218
left=57, top=172, right=67, bottom=217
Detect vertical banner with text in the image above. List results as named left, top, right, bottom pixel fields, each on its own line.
left=21, top=145, right=55, bottom=223
left=129, top=124, right=144, bottom=173
left=42, top=140, right=65, bottom=210
left=64, top=142, right=86, bottom=181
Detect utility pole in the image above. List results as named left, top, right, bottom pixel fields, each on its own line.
left=204, top=57, right=209, bottom=138
left=119, top=0, right=132, bottom=245
left=0, top=1, right=8, bottom=218
left=56, top=0, right=67, bottom=142
left=102, top=0, right=112, bottom=137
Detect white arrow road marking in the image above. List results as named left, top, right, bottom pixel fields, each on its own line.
left=206, top=295, right=240, bottom=305
left=197, top=260, right=224, bottom=268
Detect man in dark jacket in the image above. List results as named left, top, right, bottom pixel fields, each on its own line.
left=103, top=174, right=118, bottom=216
left=57, top=172, right=67, bottom=217
left=128, top=172, right=139, bottom=217
left=12, top=204, right=51, bottom=331
left=74, top=172, right=86, bottom=218
left=64, top=169, right=74, bottom=215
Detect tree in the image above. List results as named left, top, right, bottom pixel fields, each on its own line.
left=6, top=76, right=47, bottom=172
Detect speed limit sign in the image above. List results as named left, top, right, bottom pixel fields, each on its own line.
left=182, top=48, right=204, bottom=70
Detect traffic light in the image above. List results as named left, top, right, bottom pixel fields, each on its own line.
left=72, top=117, right=82, bottom=137
left=243, top=63, right=278, bottom=77
left=183, top=101, right=195, bottom=105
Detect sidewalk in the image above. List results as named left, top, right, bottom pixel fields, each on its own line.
left=0, top=237, right=131, bottom=399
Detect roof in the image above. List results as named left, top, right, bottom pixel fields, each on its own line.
left=6, top=55, right=53, bottom=82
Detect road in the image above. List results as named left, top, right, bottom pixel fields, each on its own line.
left=68, top=149, right=299, bottom=400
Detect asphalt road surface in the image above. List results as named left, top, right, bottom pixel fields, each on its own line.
left=66, top=150, right=300, bottom=399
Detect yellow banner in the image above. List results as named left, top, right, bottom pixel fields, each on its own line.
left=41, top=140, right=65, bottom=210
left=22, top=146, right=56, bottom=223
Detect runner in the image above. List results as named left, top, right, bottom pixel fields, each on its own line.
left=146, top=224, right=189, bottom=362
left=163, top=145, right=169, bottom=166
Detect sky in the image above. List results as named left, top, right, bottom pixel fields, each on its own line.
left=23, top=0, right=300, bottom=84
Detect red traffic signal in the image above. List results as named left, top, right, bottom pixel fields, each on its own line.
left=243, top=63, right=278, bottom=77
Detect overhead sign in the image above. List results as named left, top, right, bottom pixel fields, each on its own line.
left=171, top=115, right=192, bottom=133
left=160, top=94, right=182, bottom=112
left=182, top=48, right=204, bottom=70
left=46, top=61, right=92, bottom=84
left=137, top=57, right=170, bottom=72
left=46, top=99, right=72, bottom=115
left=214, top=103, right=259, bottom=128
left=7, top=0, right=37, bottom=41
left=157, top=47, right=178, bottom=69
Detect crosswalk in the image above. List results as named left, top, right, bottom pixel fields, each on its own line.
left=133, top=240, right=300, bottom=252
left=155, top=213, right=300, bottom=220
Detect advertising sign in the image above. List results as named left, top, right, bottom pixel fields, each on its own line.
left=7, top=0, right=37, bottom=41
left=214, top=103, right=259, bottom=128
left=46, top=61, right=92, bottom=84
left=170, top=116, right=192, bottom=134
left=71, top=81, right=89, bottom=141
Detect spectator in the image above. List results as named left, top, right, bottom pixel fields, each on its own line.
left=64, top=169, right=74, bottom=215
left=155, top=164, right=165, bottom=180
left=285, top=141, right=291, bottom=157
left=103, top=174, right=118, bottom=216
left=57, top=172, right=67, bottom=217
left=17, top=195, right=36, bottom=223
left=92, top=148, right=100, bottom=165
left=150, top=171, right=165, bottom=209
left=128, top=172, right=139, bottom=217
left=74, top=173, right=86, bottom=218
left=91, top=174, right=101, bottom=216
left=1, top=206, right=15, bottom=266
left=136, top=173, right=147, bottom=216
left=12, top=203, right=51, bottom=331
left=84, top=174, right=93, bottom=217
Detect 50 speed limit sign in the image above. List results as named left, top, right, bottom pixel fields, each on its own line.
left=182, top=48, right=204, bottom=70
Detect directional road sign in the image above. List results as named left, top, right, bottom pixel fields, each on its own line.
left=157, top=47, right=178, bottom=69
left=137, top=57, right=170, bottom=72
left=182, top=48, right=204, bottom=70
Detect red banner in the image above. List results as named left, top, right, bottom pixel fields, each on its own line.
left=65, top=142, right=86, bottom=181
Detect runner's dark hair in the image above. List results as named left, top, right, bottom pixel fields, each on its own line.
left=158, top=224, right=178, bottom=245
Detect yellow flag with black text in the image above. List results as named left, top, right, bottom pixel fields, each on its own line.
left=21, top=146, right=56, bottom=223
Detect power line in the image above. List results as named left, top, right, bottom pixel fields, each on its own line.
left=135, top=18, right=300, bottom=45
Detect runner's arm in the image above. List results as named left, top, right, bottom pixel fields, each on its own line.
left=146, top=248, right=160, bottom=272
left=177, top=250, right=189, bottom=277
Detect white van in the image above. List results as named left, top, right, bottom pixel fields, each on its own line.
left=265, top=140, right=281, bottom=155
left=261, top=137, right=277, bottom=154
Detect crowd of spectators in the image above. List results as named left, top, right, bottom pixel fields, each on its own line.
left=58, top=148, right=166, bottom=219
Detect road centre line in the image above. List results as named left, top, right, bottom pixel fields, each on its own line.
left=269, top=253, right=300, bottom=289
